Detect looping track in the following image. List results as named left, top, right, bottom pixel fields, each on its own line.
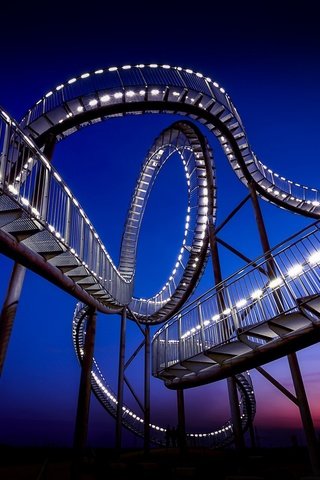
left=1, top=63, right=319, bottom=447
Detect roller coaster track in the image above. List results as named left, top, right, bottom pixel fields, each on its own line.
left=0, top=63, right=319, bottom=447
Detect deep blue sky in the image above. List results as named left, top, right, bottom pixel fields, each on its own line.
left=0, top=1, right=320, bottom=448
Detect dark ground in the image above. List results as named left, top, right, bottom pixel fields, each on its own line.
left=0, top=445, right=319, bottom=480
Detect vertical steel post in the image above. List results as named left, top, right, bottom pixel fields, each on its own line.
left=227, top=376, right=245, bottom=450
left=73, top=308, right=97, bottom=452
left=64, top=196, right=72, bottom=245
left=207, top=215, right=245, bottom=448
left=288, top=352, right=320, bottom=475
left=177, top=388, right=187, bottom=452
left=116, top=308, right=127, bottom=451
left=0, top=263, right=26, bottom=375
left=0, top=122, right=10, bottom=186
left=144, top=326, right=150, bottom=454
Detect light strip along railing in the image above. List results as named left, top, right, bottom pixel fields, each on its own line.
left=0, top=108, right=131, bottom=306
left=152, top=221, right=320, bottom=374
left=73, top=303, right=254, bottom=447
left=20, top=64, right=320, bottom=216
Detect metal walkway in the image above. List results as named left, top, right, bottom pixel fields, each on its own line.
left=152, top=221, right=320, bottom=387
left=1, top=63, right=320, bottom=448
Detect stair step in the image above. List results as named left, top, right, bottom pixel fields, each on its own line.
left=0, top=209, right=22, bottom=227
left=2, top=217, right=41, bottom=240
left=269, top=311, right=312, bottom=333
left=0, top=194, right=19, bottom=212
left=22, top=230, right=64, bottom=256
left=48, top=251, right=79, bottom=270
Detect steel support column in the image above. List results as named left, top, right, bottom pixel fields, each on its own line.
left=144, top=326, right=150, bottom=454
left=73, top=308, right=97, bottom=452
left=116, top=308, right=127, bottom=451
left=288, top=352, right=320, bottom=476
left=208, top=215, right=245, bottom=448
left=177, top=388, right=187, bottom=451
left=0, top=263, right=26, bottom=375
left=227, top=376, right=245, bottom=450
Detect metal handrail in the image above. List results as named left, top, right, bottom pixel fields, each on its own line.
left=152, top=221, right=320, bottom=373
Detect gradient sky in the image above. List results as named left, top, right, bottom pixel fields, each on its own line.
left=0, top=1, right=320, bottom=449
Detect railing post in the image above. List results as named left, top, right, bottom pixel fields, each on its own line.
left=64, top=195, right=72, bottom=245
left=164, top=326, right=168, bottom=369
left=40, top=168, right=51, bottom=219
left=198, top=303, right=206, bottom=350
left=0, top=122, right=10, bottom=188
left=178, top=314, right=183, bottom=361
left=79, top=217, right=84, bottom=259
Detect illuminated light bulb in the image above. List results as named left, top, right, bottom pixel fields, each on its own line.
left=31, top=207, right=40, bottom=216
left=191, top=328, right=196, bottom=333
left=203, top=320, right=210, bottom=326
left=196, top=325, right=201, bottom=330
left=68, top=78, right=77, bottom=84
left=206, top=77, right=212, bottom=82
left=58, top=119, right=64, bottom=123
left=175, top=261, right=179, bottom=268
left=122, top=65, right=131, bottom=69
left=281, top=193, right=287, bottom=198
left=45, top=91, right=53, bottom=97
left=182, top=282, right=186, bottom=286
left=251, top=289, right=263, bottom=299
left=162, top=64, right=170, bottom=69
left=89, top=99, right=98, bottom=106
left=56, top=84, right=64, bottom=90
left=288, top=264, right=303, bottom=277
left=100, top=94, right=110, bottom=102
left=149, top=64, right=158, bottom=68
left=192, top=263, right=197, bottom=268
left=196, top=72, right=203, bottom=78
left=223, top=308, right=231, bottom=315
left=81, top=73, right=90, bottom=78
left=269, top=277, right=283, bottom=289
left=185, top=69, right=193, bottom=74
left=172, top=91, right=180, bottom=96
left=8, top=184, right=18, bottom=195
left=309, top=251, right=320, bottom=264
left=77, top=106, right=84, bottom=112
left=274, top=190, right=280, bottom=196
left=212, top=314, right=220, bottom=321
left=220, top=87, right=225, bottom=93
left=312, top=201, right=320, bottom=206
left=114, top=92, right=123, bottom=99
left=95, top=69, right=103, bottom=74
left=21, top=197, right=29, bottom=206
left=236, top=299, right=247, bottom=308
left=172, top=268, right=177, bottom=275
left=151, top=89, right=160, bottom=95
left=126, top=90, right=135, bottom=97
left=109, top=67, right=117, bottom=71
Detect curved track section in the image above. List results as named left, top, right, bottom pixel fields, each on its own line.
left=0, top=110, right=214, bottom=322
left=73, top=303, right=255, bottom=448
left=20, top=64, right=320, bottom=219
left=123, top=121, right=215, bottom=322
left=152, top=221, right=320, bottom=388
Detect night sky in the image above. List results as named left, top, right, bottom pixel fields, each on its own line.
left=0, top=1, right=320, bottom=449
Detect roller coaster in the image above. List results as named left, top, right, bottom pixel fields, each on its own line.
left=0, top=64, right=319, bottom=455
